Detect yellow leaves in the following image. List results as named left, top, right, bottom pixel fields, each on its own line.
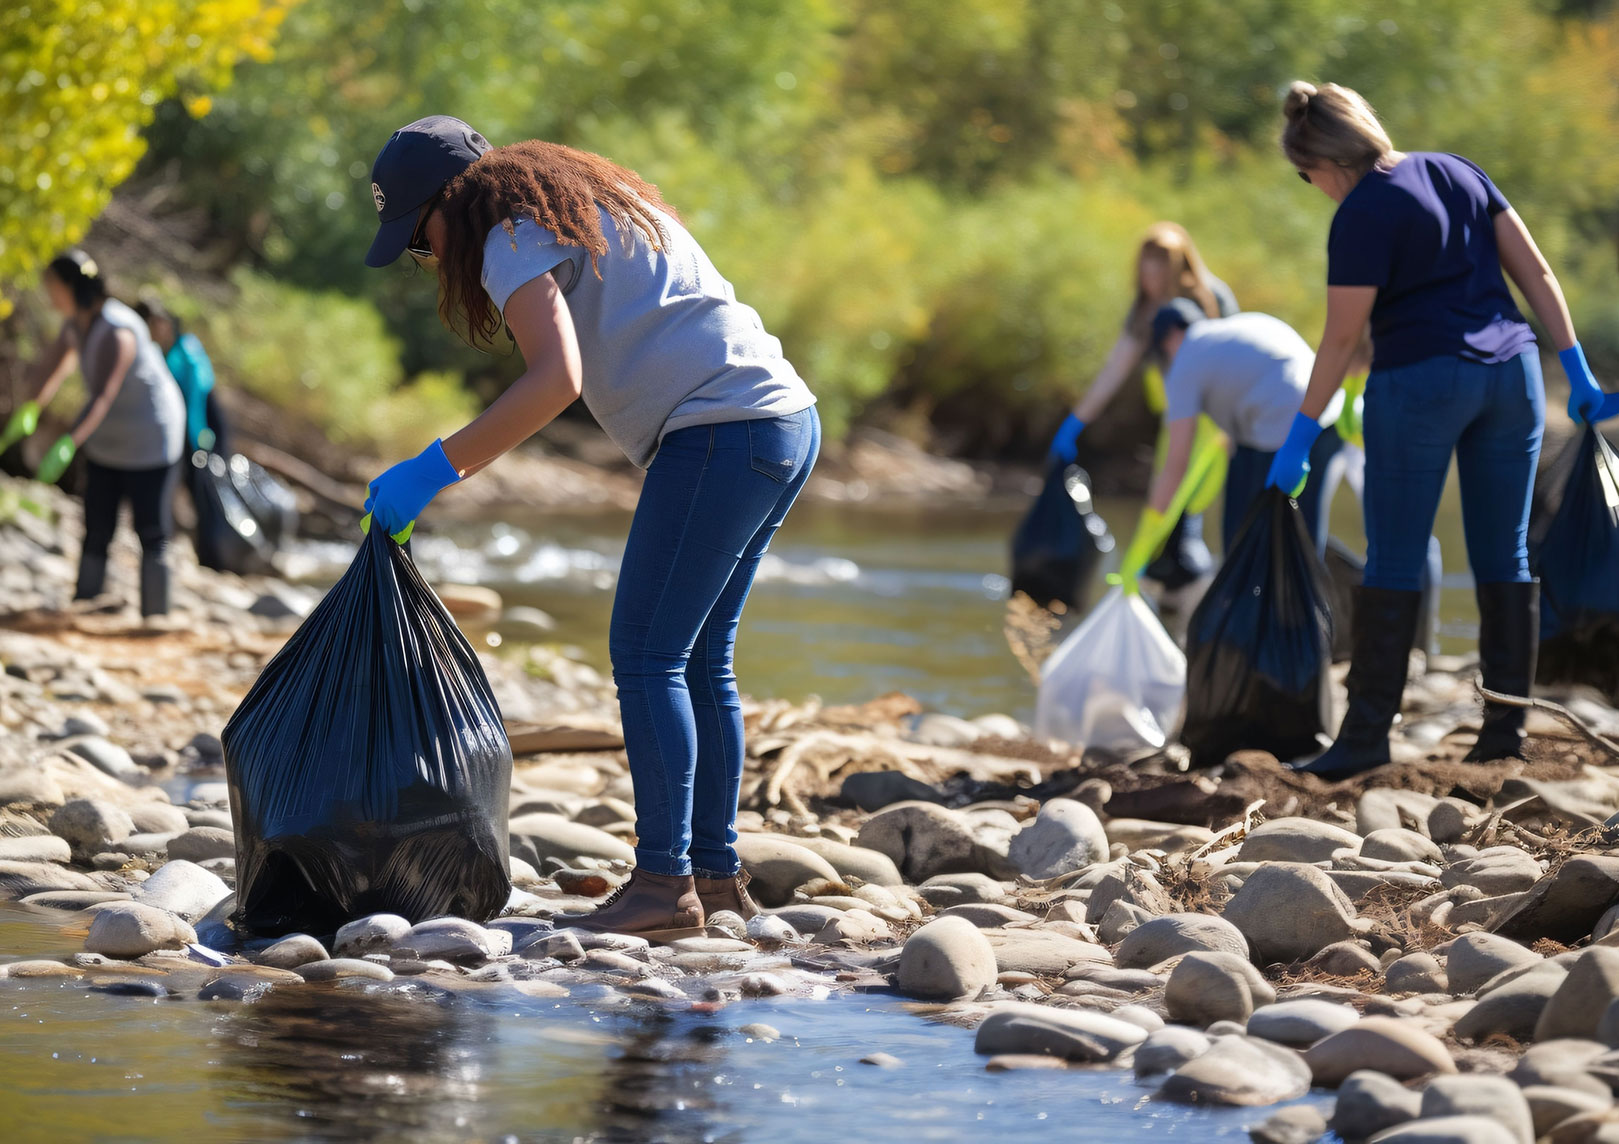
left=0, top=0, right=298, bottom=305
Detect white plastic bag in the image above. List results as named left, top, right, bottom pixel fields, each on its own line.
left=1035, top=587, right=1186, bottom=753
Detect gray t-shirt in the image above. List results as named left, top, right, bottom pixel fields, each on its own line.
left=1163, top=312, right=1319, bottom=451
left=481, top=208, right=815, bottom=468
left=67, top=299, right=186, bottom=470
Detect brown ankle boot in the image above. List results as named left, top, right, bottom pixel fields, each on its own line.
left=561, top=868, right=705, bottom=942
left=695, top=869, right=761, bottom=921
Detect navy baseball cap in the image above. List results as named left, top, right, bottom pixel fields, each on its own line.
left=1150, top=297, right=1207, bottom=354
left=364, top=115, right=491, bottom=267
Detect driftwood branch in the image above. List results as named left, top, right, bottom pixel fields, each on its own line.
left=1477, top=684, right=1619, bottom=759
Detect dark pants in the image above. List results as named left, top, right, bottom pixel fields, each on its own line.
left=1224, top=426, right=1344, bottom=556
left=610, top=408, right=820, bottom=878
left=77, top=459, right=180, bottom=616
left=1363, top=351, right=1544, bottom=589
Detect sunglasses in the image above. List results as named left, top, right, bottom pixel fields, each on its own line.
left=406, top=201, right=438, bottom=267
left=1297, top=169, right=1312, bottom=184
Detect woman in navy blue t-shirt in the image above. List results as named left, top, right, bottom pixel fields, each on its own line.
left=1268, top=81, right=1616, bottom=779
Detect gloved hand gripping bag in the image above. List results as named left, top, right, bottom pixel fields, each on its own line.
left=222, top=526, right=512, bottom=936
left=1010, top=462, right=1114, bottom=612
left=1530, top=424, right=1619, bottom=699
left=1181, top=488, right=1334, bottom=768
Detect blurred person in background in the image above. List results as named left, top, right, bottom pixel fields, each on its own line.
left=135, top=297, right=229, bottom=456
left=360, top=117, right=818, bottom=940
left=12, top=251, right=186, bottom=617
left=1048, top=223, right=1240, bottom=595
left=1271, top=81, right=1619, bottom=778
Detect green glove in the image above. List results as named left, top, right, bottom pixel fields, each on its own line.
left=35, top=434, right=75, bottom=485
left=1336, top=374, right=1366, bottom=450
left=197, top=427, right=216, bottom=453
left=0, top=401, right=39, bottom=452
left=359, top=511, right=414, bottom=545
left=1106, top=506, right=1174, bottom=596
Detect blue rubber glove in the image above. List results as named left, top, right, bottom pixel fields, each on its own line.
left=1048, top=413, right=1085, bottom=465
left=364, top=439, right=460, bottom=539
left=1265, top=412, right=1323, bottom=496
left=1561, top=343, right=1604, bottom=423
left=1598, top=390, right=1619, bottom=424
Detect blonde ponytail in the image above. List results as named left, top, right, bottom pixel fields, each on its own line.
left=1280, top=81, right=1392, bottom=176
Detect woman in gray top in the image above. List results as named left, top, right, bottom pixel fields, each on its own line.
left=361, top=117, right=818, bottom=939
left=21, top=251, right=186, bottom=616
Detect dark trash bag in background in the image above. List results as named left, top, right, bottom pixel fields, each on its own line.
left=191, top=451, right=299, bottom=575
left=1530, top=425, right=1619, bottom=698
left=1323, top=535, right=1442, bottom=663
left=1181, top=489, right=1333, bottom=768
left=1010, top=462, right=1114, bottom=611
left=222, top=526, right=513, bottom=937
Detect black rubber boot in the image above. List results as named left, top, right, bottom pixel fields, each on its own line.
left=74, top=553, right=108, bottom=601
left=1464, top=580, right=1539, bottom=762
left=139, top=559, right=170, bottom=617
left=1295, top=586, right=1423, bottom=780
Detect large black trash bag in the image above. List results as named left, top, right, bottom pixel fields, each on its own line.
left=1181, top=489, right=1334, bottom=768
left=222, top=526, right=513, bottom=936
left=190, top=451, right=299, bottom=575
left=1010, top=462, right=1114, bottom=611
left=1530, top=424, right=1619, bottom=697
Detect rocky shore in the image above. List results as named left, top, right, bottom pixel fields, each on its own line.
left=5, top=472, right=1619, bottom=1144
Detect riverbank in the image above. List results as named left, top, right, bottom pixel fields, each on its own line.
left=5, top=473, right=1619, bottom=1142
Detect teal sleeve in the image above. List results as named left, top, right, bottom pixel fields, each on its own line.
left=169, top=335, right=215, bottom=451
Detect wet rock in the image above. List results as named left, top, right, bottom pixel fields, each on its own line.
left=1386, top=952, right=1449, bottom=995
left=1238, top=817, right=1362, bottom=864
left=1442, top=847, right=1543, bottom=896
left=507, top=812, right=634, bottom=869
left=1454, top=963, right=1569, bottom=1042
left=1445, top=932, right=1543, bottom=996
left=1134, top=1026, right=1211, bottom=1075
left=1538, top=949, right=1619, bottom=1042
left=401, top=917, right=504, bottom=963
left=732, top=835, right=842, bottom=907
left=64, top=736, right=141, bottom=779
left=127, top=803, right=191, bottom=835
left=1521, top=1086, right=1612, bottom=1138
left=1366, top=1117, right=1519, bottom=1144
left=783, top=835, right=903, bottom=886
left=1332, top=1069, right=1424, bottom=1140
left=522, top=930, right=586, bottom=961
left=1248, top=1104, right=1330, bottom=1144
left=0, top=835, right=71, bottom=863
left=0, top=860, right=110, bottom=897
left=1420, top=1075, right=1533, bottom=1144
left=1493, top=856, right=1619, bottom=946
left=1166, top=951, right=1277, bottom=1026
left=48, top=797, right=135, bottom=856
left=90, top=978, right=171, bottom=998
left=334, top=913, right=412, bottom=957
left=972, top=1001, right=1147, bottom=1062
left=983, top=1054, right=1068, bottom=1071
left=1306, top=940, right=1383, bottom=978
left=1116, top=913, right=1250, bottom=969
left=295, top=958, right=395, bottom=982
left=84, top=902, right=198, bottom=958
left=857, top=803, right=1015, bottom=882
left=1362, top=829, right=1445, bottom=865
left=1224, top=863, right=1364, bottom=965
left=1304, top=1016, right=1457, bottom=1087
left=256, top=934, right=329, bottom=969
left=166, top=826, right=235, bottom=862
left=983, top=928, right=1110, bottom=976
left=1006, top=799, right=1108, bottom=879
left=1158, top=1034, right=1311, bottom=1107
left=860, top=1052, right=903, bottom=1068
left=20, top=889, right=131, bottom=910
left=771, top=904, right=842, bottom=935
left=896, top=916, right=997, bottom=1000
left=745, top=914, right=799, bottom=944
left=1247, top=999, right=1362, bottom=1047
left=131, top=860, right=231, bottom=922
left=0, top=959, right=84, bottom=979
left=840, top=771, right=945, bottom=811
left=813, top=909, right=891, bottom=944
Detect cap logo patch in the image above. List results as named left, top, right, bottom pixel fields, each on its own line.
left=371, top=182, right=386, bottom=213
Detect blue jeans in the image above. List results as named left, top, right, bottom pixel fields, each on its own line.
left=1363, top=351, right=1544, bottom=590
left=610, top=408, right=820, bottom=877
left=1223, top=427, right=1343, bottom=556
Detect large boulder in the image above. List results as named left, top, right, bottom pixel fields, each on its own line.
left=856, top=802, right=1016, bottom=883
left=1005, top=799, right=1109, bottom=879
left=1156, top=1034, right=1311, bottom=1107
left=1223, top=863, right=1363, bottom=965
left=732, top=835, right=841, bottom=907
left=896, top=916, right=997, bottom=1000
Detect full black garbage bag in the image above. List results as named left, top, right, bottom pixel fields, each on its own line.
left=1010, top=462, right=1113, bottom=611
left=1181, top=489, right=1333, bottom=767
left=222, top=526, right=513, bottom=936
left=1530, top=424, right=1619, bottom=697
left=190, top=451, right=299, bottom=575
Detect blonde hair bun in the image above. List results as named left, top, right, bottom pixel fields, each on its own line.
left=1283, top=81, right=1317, bottom=122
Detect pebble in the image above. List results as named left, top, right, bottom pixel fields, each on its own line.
left=1520, top=1085, right=1612, bottom=1138
left=1537, top=948, right=1619, bottom=1042
left=1455, top=962, right=1569, bottom=1042
left=1223, top=863, right=1364, bottom=965
left=1509, top=1040, right=1611, bottom=1098
left=507, top=812, right=635, bottom=870
left=48, top=797, right=135, bottom=856
left=0, top=835, right=71, bottom=863
left=127, top=803, right=191, bottom=835
left=84, top=902, right=197, bottom=958
left=131, top=860, right=231, bottom=922
left=1332, top=1069, right=1424, bottom=1140
left=784, top=834, right=904, bottom=887
left=1307, top=940, right=1384, bottom=978
left=733, top=834, right=842, bottom=907
left=1420, top=1074, right=1534, bottom=1144
left=917, top=873, right=1009, bottom=907
left=294, top=958, right=395, bottom=982
left=745, top=914, right=799, bottom=944
left=1441, top=847, right=1544, bottom=896
left=165, top=827, right=235, bottom=862
left=1248, top=1104, right=1330, bottom=1144
left=857, top=803, right=1015, bottom=883
left=896, top=916, right=997, bottom=1000
left=334, top=913, right=413, bottom=957
left=1494, top=855, right=1619, bottom=946
left=1165, top=951, right=1277, bottom=1026
left=1365, top=1116, right=1521, bottom=1144
left=739, top=1022, right=780, bottom=1042
left=1005, top=798, right=1109, bottom=879
left=255, top=933, right=329, bottom=969
left=1246, top=999, right=1362, bottom=1047
left=64, top=736, right=141, bottom=779
left=1237, top=817, right=1362, bottom=864
left=1116, top=912, right=1250, bottom=969
left=1304, top=1016, right=1458, bottom=1086
left=982, top=928, right=1109, bottom=976
left=1445, top=932, right=1543, bottom=996
left=1134, top=1026, right=1211, bottom=1075
left=1386, top=952, right=1450, bottom=994
left=860, top=1052, right=903, bottom=1068
left=1362, top=828, right=1446, bottom=865
left=971, top=1001, right=1147, bottom=1062
left=1158, top=1033, right=1311, bottom=1107
left=399, top=917, right=504, bottom=963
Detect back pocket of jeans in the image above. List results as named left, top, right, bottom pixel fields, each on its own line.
left=747, top=417, right=803, bottom=483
